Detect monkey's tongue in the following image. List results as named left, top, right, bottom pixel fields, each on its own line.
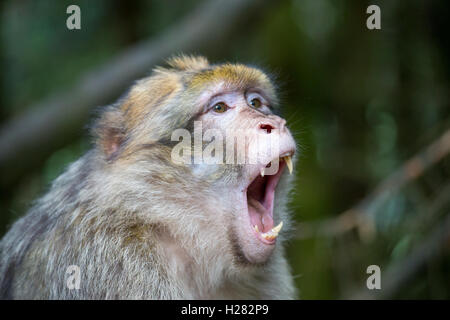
left=247, top=196, right=273, bottom=233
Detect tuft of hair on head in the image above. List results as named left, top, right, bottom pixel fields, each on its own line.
left=165, top=54, right=209, bottom=72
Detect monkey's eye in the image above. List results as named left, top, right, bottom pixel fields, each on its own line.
left=250, top=98, right=262, bottom=109
left=213, top=102, right=228, bottom=113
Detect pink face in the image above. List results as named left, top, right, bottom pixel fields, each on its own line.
left=196, top=84, right=296, bottom=264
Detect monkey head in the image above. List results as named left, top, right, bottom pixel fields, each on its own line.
left=94, top=55, right=296, bottom=266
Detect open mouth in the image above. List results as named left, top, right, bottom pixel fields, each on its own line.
left=245, top=153, right=293, bottom=245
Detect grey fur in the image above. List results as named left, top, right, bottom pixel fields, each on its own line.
left=0, top=149, right=296, bottom=299
left=0, top=57, right=298, bottom=300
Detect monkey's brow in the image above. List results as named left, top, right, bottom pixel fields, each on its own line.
left=244, top=88, right=277, bottom=107
left=206, top=90, right=237, bottom=103
left=203, top=88, right=275, bottom=110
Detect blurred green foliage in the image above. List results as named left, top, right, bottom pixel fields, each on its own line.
left=1, top=0, right=449, bottom=299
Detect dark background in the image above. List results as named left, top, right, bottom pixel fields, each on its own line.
left=1, top=0, right=449, bottom=299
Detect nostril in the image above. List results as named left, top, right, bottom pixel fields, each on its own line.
left=259, top=123, right=275, bottom=134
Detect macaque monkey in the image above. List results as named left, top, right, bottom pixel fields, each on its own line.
left=0, top=55, right=298, bottom=299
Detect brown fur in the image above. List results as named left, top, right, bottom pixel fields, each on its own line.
left=0, top=55, right=297, bottom=299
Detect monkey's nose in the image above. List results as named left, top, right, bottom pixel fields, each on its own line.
left=259, top=118, right=285, bottom=134
left=259, top=123, right=276, bottom=134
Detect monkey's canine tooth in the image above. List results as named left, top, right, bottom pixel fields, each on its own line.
left=254, top=225, right=260, bottom=233
left=260, top=168, right=265, bottom=177
left=260, top=222, right=283, bottom=241
left=271, top=221, right=283, bottom=234
left=284, top=156, right=293, bottom=175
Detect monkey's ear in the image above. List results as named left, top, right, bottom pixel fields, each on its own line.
left=93, top=106, right=126, bottom=161
left=166, top=55, right=209, bottom=71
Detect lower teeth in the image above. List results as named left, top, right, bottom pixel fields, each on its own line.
left=253, top=221, right=283, bottom=240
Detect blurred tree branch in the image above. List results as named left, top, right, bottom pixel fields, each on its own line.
left=296, top=127, right=450, bottom=240
left=0, top=0, right=271, bottom=187
left=347, top=213, right=450, bottom=299
left=403, top=181, right=450, bottom=233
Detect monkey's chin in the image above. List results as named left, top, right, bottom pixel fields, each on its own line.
left=236, top=155, right=291, bottom=264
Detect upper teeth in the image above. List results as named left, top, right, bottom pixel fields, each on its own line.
left=259, top=156, right=293, bottom=177
left=254, top=221, right=283, bottom=241
left=283, top=156, right=293, bottom=174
